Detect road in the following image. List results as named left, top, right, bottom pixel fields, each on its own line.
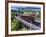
left=15, top=16, right=40, bottom=30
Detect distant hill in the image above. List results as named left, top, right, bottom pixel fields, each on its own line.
left=11, top=6, right=41, bottom=12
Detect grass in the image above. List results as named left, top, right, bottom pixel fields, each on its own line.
left=11, top=19, right=23, bottom=31
left=11, top=12, right=23, bottom=31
